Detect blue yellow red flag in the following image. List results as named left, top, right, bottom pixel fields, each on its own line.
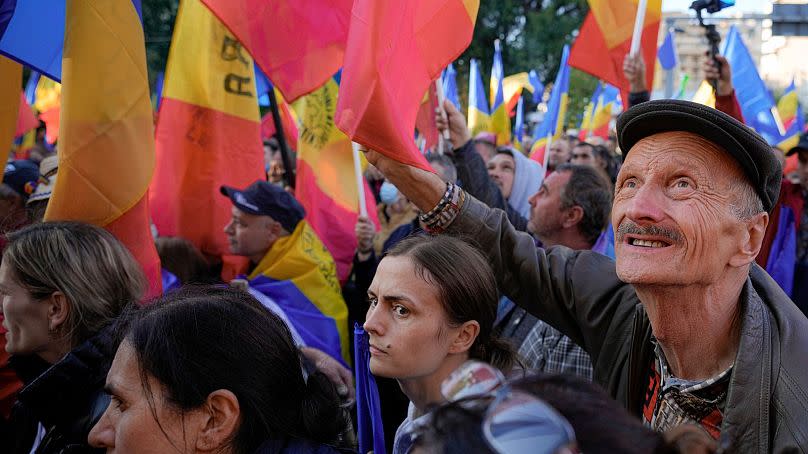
left=468, top=58, right=491, bottom=136
left=776, top=80, right=804, bottom=151
left=489, top=40, right=510, bottom=145
left=246, top=219, right=351, bottom=364
left=530, top=45, right=570, bottom=163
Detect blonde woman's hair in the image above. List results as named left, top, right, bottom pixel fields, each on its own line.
left=3, top=221, right=146, bottom=347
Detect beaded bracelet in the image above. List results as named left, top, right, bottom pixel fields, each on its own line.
left=420, top=182, right=466, bottom=233
left=420, top=182, right=454, bottom=225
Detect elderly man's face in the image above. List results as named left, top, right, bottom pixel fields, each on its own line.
left=612, top=131, right=758, bottom=286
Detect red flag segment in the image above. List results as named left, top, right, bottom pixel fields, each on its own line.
left=334, top=0, right=479, bottom=171
left=568, top=1, right=661, bottom=103
left=200, top=0, right=352, bottom=102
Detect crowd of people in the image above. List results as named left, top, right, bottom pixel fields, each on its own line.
left=0, top=48, right=806, bottom=454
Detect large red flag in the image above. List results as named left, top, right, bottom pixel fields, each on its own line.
left=568, top=0, right=661, bottom=104
left=150, top=0, right=264, bottom=259
left=199, top=0, right=352, bottom=102
left=334, top=0, right=479, bottom=171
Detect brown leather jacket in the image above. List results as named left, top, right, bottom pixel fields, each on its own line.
left=448, top=195, right=808, bottom=453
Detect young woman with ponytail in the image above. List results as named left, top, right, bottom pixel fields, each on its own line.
left=88, top=286, right=352, bottom=454
left=363, top=235, right=517, bottom=454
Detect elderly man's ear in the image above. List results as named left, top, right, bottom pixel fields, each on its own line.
left=729, top=212, right=768, bottom=268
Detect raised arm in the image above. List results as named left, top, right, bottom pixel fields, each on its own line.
left=362, top=148, right=636, bottom=359
left=437, top=100, right=530, bottom=231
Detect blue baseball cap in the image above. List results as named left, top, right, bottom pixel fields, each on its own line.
left=4, top=160, right=40, bottom=199
left=220, top=181, right=305, bottom=232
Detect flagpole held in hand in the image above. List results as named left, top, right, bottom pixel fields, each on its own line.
left=436, top=77, right=450, bottom=154
left=630, top=0, right=648, bottom=57
left=353, top=142, right=369, bottom=218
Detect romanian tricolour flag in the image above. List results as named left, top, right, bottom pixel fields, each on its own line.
left=579, top=82, right=619, bottom=140
left=200, top=0, right=352, bottom=102
left=245, top=219, right=351, bottom=364
left=0, top=1, right=65, bottom=82
left=530, top=45, right=570, bottom=164
left=45, top=0, right=162, bottom=298
left=468, top=58, right=491, bottom=137
left=150, top=0, right=265, bottom=258
left=293, top=76, right=379, bottom=283
left=335, top=0, right=479, bottom=171
left=260, top=90, right=299, bottom=152
left=776, top=80, right=804, bottom=152
left=489, top=40, right=510, bottom=145
left=14, top=93, right=38, bottom=139
left=568, top=0, right=662, bottom=104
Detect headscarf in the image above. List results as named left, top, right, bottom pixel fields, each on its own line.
left=497, top=147, right=544, bottom=219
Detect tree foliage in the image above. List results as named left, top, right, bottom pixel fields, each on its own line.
left=458, top=0, right=597, bottom=132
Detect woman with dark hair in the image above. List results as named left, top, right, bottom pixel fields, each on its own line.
left=88, top=286, right=351, bottom=454
left=363, top=235, right=516, bottom=454
left=411, top=364, right=715, bottom=454
left=0, top=221, right=146, bottom=453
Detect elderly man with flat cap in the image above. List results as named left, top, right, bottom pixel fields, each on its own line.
left=364, top=99, right=808, bottom=452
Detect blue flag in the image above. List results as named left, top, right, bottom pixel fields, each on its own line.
left=765, top=206, right=797, bottom=297
left=354, top=324, right=386, bottom=454
left=24, top=69, right=40, bottom=105
left=513, top=96, right=524, bottom=147
left=0, top=1, right=141, bottom=82
left=528, top=69, right=544, bottom=104
left=657, top=30, right=678, bottom=71
left=255, top=62, right=272, bottom=107
left=722, top=25, right=783, bottom=145
left=153, top=71, right=165, bottom=111
left=442, top=62, right=460, bottom=109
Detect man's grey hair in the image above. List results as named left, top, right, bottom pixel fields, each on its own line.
left=731, top=179, right=765, bottom=220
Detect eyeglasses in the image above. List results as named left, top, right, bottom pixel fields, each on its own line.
left=441, top=361, right=579, bottom=454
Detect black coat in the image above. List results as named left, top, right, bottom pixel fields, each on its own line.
left=5, top=323, right=116, bottom=454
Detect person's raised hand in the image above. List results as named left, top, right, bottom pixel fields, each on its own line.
left=622, top=53, right=647, bottom=93
left=355, top=216, right=376, bottom=257
left=300, top=346, right=355, bottom=403
left=703, top=53, right=733, bottom=97
left=435, top=99, right=471, bottom=148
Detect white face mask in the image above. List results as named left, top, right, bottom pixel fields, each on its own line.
left=380, top=181, right=399, bottom=205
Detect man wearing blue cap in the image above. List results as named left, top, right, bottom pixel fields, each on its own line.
left=220, top=180, right=306, bottom=266
left=220, top=180, right=354, bottom=399
left=365, top=99, right=808, bottom=452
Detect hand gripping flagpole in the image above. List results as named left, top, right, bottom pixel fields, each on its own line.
left=352, top=142, right=369, bottom=218
left=630, top=0, right=648, bottom=57
left=436, top=77, right=450, bottom=154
